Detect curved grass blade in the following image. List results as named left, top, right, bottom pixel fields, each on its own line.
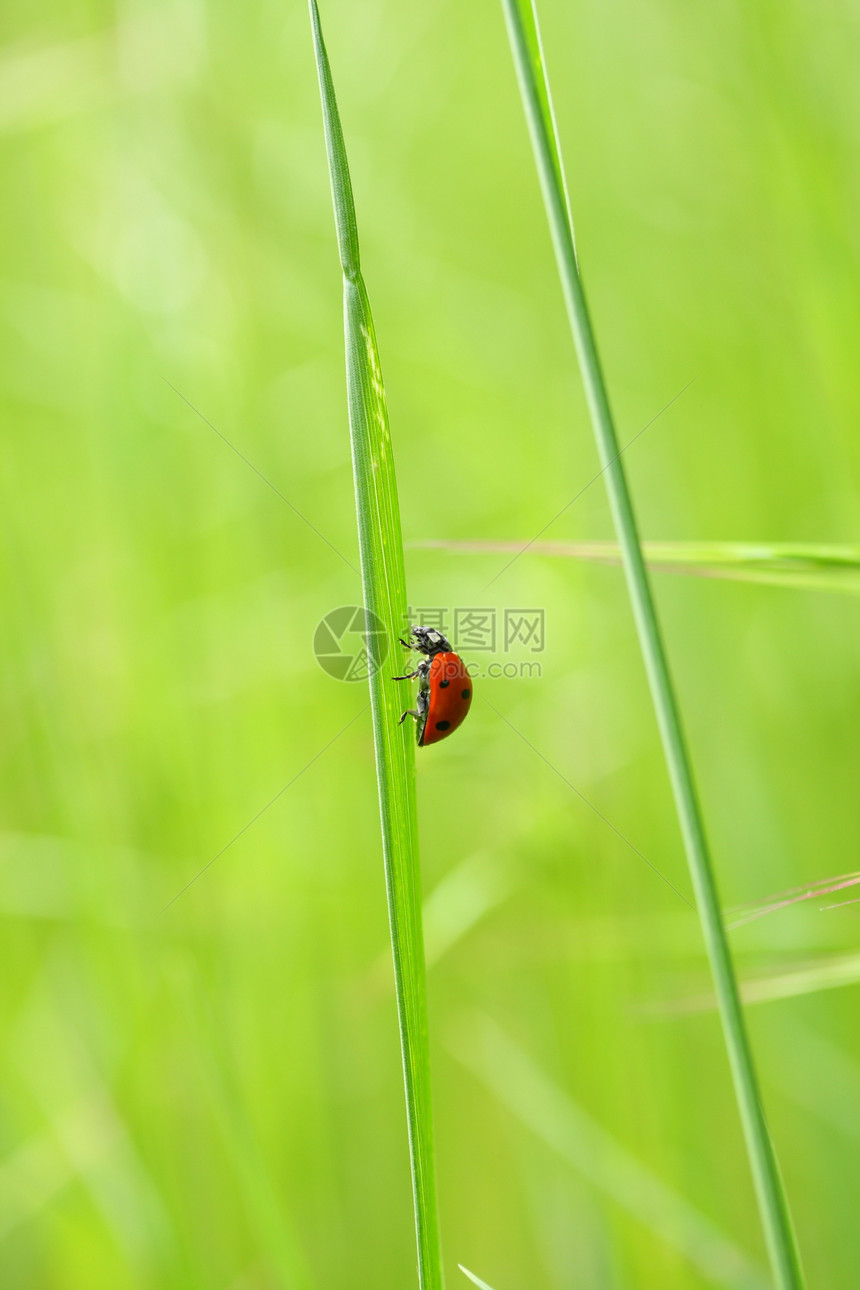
left=500, top=1, right=804, bottom=1285
left=459, top=1268, right=499, bottom=1290
left=413, top=539, right=860, bottom=594
left=308, top=4, right=443, bottom=1286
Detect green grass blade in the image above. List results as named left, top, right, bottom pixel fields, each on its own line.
left=308, top=4, right=443, bottom=1287
left=413, top=539, right=860, bottom=594
left=454, top=1015, right=770, bottom=1290
left=177, top=969, right=313, bottom=1289
left=500, top=2, right=804, bottom=1285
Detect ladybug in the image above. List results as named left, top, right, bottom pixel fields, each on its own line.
left=393, top=626, right=473, bottom=746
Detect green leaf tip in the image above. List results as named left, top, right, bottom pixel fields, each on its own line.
left=307, top=0, right=361, bottom=278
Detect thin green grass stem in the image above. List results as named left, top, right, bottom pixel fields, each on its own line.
left=500, top=2, right=803, bottom=1285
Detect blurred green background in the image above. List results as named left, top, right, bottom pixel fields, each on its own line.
left=2, top=0, right=859, bottom=1286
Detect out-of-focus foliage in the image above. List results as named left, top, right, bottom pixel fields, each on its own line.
left=1, top=1, right=859, bottom=1287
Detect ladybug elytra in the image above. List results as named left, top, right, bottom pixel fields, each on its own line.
left=394, top=626, right=473, bottom=746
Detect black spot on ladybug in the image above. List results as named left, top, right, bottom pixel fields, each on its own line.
left=435, top=720, right=451, bottom=731
left=439, top=679, right=450, bottom=688
left=461, top=689, right=471, bottom=700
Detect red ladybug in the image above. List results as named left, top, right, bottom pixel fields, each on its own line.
left=394, top=626, right=473, bottom=746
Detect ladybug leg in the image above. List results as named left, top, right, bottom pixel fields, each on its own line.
left=399, top=709, right=421, bottom=725
left=392, top=669, right=421, bottom=681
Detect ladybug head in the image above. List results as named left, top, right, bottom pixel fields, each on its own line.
left=409, top=625, right=452, bottom=656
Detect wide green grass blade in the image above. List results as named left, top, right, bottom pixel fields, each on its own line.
left=413, top=539, right=860, bottom=594
left=308, top=4, right=443, bottom=1287
left=500, top=1, right=804, bottom=1286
